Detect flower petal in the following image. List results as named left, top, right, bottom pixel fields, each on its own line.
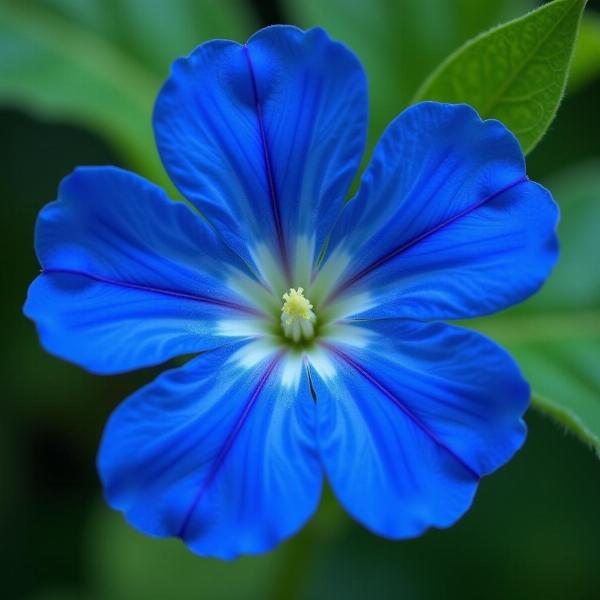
left=319, top=102, right=558, bottom=320
left=24, top=167, right=267, bottom=374
left=311, top=319, right=528, bottom=538
left=154, top=25, right=367, bottom=278
left=98, top=342, right=322, bottom=559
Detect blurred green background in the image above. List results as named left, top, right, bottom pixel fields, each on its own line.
left=1, top=1, right=599, bottom=599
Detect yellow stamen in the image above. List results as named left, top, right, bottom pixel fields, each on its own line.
left=281, top=287, right=316, bottom=342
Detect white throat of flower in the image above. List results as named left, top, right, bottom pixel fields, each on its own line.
left=281, top=287, right=316, bottom=342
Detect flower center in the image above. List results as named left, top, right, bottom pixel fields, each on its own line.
left=280, top=287, right=316, bottom=342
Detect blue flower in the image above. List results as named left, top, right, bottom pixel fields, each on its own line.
left=24, top=25, right=558, bottom=559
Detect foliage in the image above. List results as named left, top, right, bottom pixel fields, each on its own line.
left=413, top=0, right=587, bottom=153
left=1, top=0, right=599, bottom=596
left=0, top=0, right=256, bottom=189
left=472, top=162, right=600, bottom=453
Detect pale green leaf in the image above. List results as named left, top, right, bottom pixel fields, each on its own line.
left=470, top=162, right=600, bottom=454
left=0, top=0, right=256, bottom=187
left=40, top=0, right=256, bottom=77
left=0, top=1, right=163, bottom=184
left=413, top=0, right=587, bottom=154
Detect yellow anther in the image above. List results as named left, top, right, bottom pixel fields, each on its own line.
left=282, top=287, right=313, bottom=321
left=281, top=288, right=316, bottom=342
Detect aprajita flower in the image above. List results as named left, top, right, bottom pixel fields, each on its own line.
left=24, top=25, right=558, bottom=559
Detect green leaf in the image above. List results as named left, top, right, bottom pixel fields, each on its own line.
left=86, top=493, right=348, bottom=600
left=0, top=0, right=256, bottom=187
left=40, top=0, right=256, bottom=78
left=470, top=162, right=600, bottom=454
left=282, top=0, right=535, bottom=151
left=0, top=1, right=162, bottom=183
left=413, top=0, right=587, bottom=154
left=569, top=13, right=600, bottom=92
left=86, top=504, right=287, bottom=600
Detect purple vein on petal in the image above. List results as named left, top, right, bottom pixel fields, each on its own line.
left=330, top=176, right=529, bottom=300
left=242, top=43, right=290, bottom=283
left=41, top=267, right=262, bottom=315
left=325, top=343, right=481, bottom=480
left=177, top=353, right=281, bottom=538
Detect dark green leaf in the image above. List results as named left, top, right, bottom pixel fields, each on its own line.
left=283, top=0, right=534, bottom=150
left=413, top=0, right=587, bottom=154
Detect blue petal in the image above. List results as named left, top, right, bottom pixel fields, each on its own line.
left=98, top=343, right=322, bottom=559
left=321, top=102, right=559, bottom=319
left=311, top=319, right=528, bottom=538
left=154, top=25, right=367, bottom=277
left=24, top=167, right=265, bottom=374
